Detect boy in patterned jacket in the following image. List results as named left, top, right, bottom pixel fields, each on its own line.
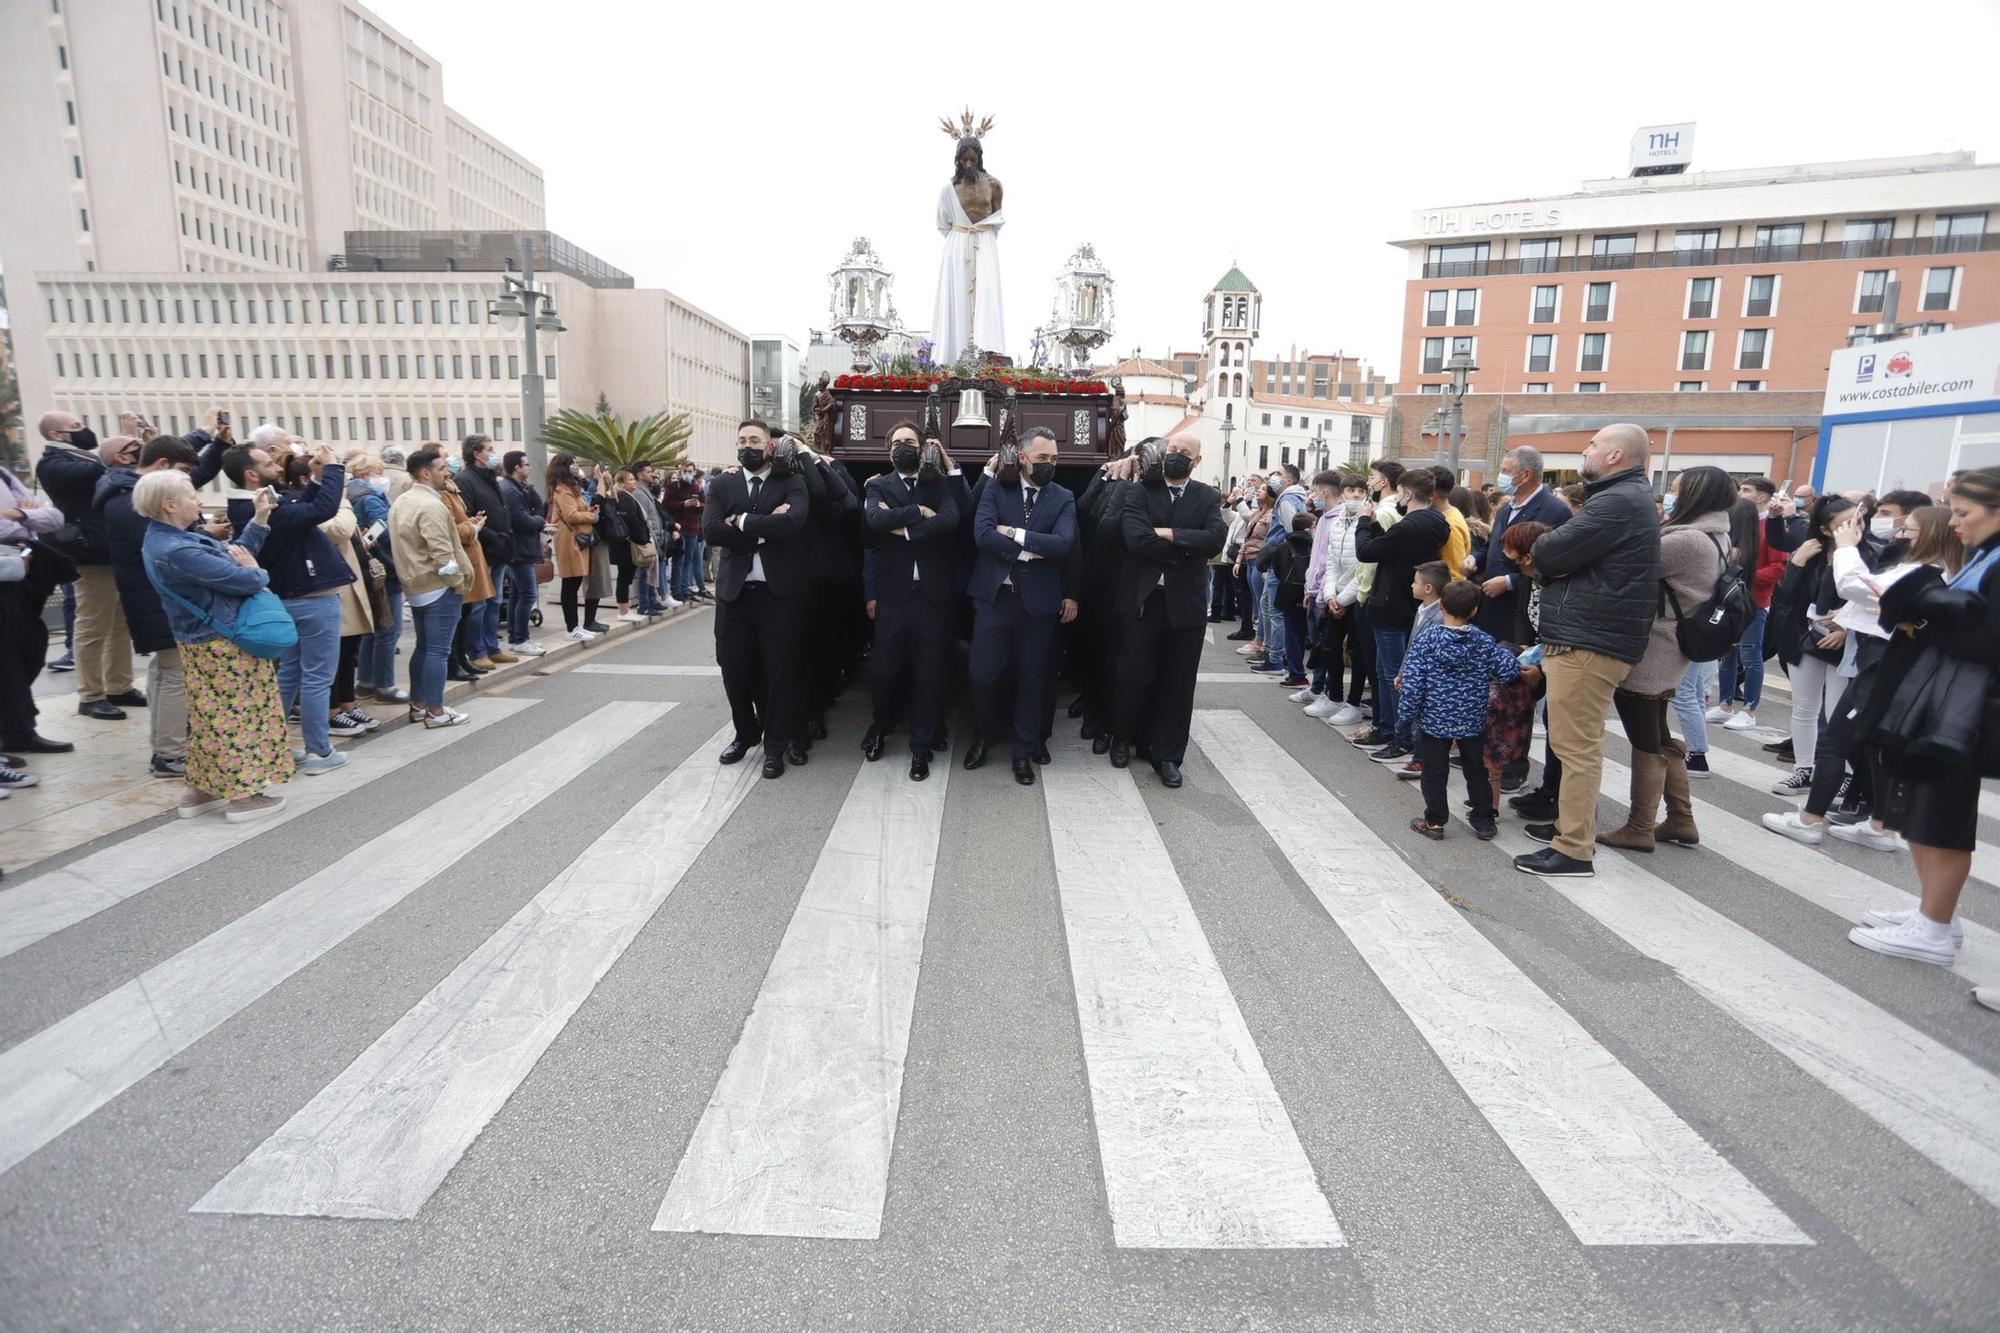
left=1397, top=580, right=1522, bottom=841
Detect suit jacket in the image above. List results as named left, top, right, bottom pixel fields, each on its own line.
left=1474, top=484, right=1570, bottom=638
left=1115, top=479, right=1229, bottom=627
left=702, top=467, right=811, bottom=599
left=969, top=476, right=1076, bottom=617
left=863, top=470, right=962, bottom=606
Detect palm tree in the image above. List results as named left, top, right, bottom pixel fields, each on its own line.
left=539, top=407, right=692, bottom=472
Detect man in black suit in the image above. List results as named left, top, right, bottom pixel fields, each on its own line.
left=1108, top=433, right=1229, bottom=788
left=861, top=421, right=962, bottom=781
left=965, top=426, right=1076, bottom=786
left=1074, top=449, right=1139, bottom=752
left=1475, top=444, right=1570, bottom=640
left=704, top=419, right=812, bottom=779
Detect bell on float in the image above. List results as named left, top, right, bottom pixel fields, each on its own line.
left=953, top=388, right=991, bottom=430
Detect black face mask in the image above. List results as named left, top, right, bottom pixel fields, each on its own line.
left=68, top=427, right=98, bottom=453
left=1028, top=462, right=1056, bottom=488
left=1161, top=453, right=1193, bottom=481
left=737, top=446, right=767, bottom=472
left=891, top=444, right=922, bottom=473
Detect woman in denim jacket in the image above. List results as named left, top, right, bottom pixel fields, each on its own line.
left=137, top=469, right=294, bottom=823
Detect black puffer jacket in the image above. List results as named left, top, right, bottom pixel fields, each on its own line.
left=36, top=443, right=109, bottom=563
left=91, top=467, right=174, bottom=654
left=1529, top=467, right=1661, bottom=665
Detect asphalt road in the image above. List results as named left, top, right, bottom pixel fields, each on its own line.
left=2, top=610, right=1997, bottom=1332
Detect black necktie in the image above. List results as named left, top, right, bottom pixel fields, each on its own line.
left=749, top=475, right=763, bottom=508
left=1023, top=487, right=1038, bottom=522
left=1170, top=485, right=1184, bottom=504
left=905, top=475, right=919, bottom=501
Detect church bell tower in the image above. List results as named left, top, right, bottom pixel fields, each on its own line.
left=1203, top=267, right=1260, bottom=422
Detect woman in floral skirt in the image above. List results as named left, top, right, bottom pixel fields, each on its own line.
left=136, top=468, right=295, bottom=823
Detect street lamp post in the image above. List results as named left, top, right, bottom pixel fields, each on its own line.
left=1219, top=416, right=1235, bottom=488
left=488, top=236, right=566, bottom=477
left=1442, top=349, right=1477, bottom=479
left=1309, top=427, right=1327, bottom=475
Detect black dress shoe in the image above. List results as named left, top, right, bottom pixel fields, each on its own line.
left=1156, top=760, right=1184, bottom=789
left=1, top=753, right=23, bottom=768
left=862, top=729, right=885, bottom=762
left=933, top=728, right=950, bottom=753
left=1012, top=757, right=1036, bottom=786
left=1067, top=696, right=1086, bottom=718
left=1514, top=846, right=1594, bottom=878
left=78, top=699, right=126, bottom=720
left=1225, top=629, right=1255, bottom=641
left=1523, top=823, right=1557, bottom=845
left=719, top=738, right=756, bottom=765
left=1091, top=733, right=1111, bottom=756
left=1108, top=740, right=1129, bottom=769
left=447, top=666, right=480, bottom=683
left=963, top=740, right=989, bottom=771
left=2, top=733, right=73, bottom=754
left=910, top=751, right=930, bottom=781
left=1079, top=718, right=1099, bottom=740
left=1031, top=743, right=1051, bottom=766
left=762, top=754, right=785, bottom=779
left=807, top=717, right=829, bottom=741
left=104, top=689, right=148, bottom=707
left=785, top=743, right=809, bottom=767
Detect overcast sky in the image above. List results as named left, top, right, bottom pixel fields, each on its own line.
left=379, top=0, right=1999, bottom=382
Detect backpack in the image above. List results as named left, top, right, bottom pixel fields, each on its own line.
left=1275, top=540, right=1308, bottom=612
left=143, top=549, right=299, bottom=659
left=1661, top=533, right=1754, bottom=663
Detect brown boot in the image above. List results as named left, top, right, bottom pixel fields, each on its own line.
left=1597, top=749, right=1666, bottom=852
left=1654, top=737, right=1700, bottom=846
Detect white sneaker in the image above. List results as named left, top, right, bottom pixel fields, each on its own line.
left=1862, top=907, right=1964, bottom=942
left=1760, top=810, right=1824, bottom=844
left=1704, top=705, right=1731, bottom=723
left=1304, top=697, right=1340, bottom=719
left=566, top=627, right=595, bottom=642
left=663, top=597, right=684, bottom=609
left=1329, top=703, right=1365, bottom=726
left=618, top=611, right=645, bottom=623
left=1289, top=686, right=1318, bottom=704
left=512, top=640, right=548, bottom=657
left=1235, top=642, right=1260, bottom=656
left=1974, top=986, right=2000, bottom=1013
left=424, top=707, right=470, bottom=728
left=1829, top=822, right=1903, bottom=853
left=1848, top=918, right=1957, bottom=966
left=1723, top=711, right=1758, bottom=732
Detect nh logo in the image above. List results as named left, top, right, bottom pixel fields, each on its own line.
left=1650, top=132, right=1681, bottom=150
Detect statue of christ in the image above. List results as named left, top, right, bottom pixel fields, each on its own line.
left=932, top=111, right=1006, bottom=365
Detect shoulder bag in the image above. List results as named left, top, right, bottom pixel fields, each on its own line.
left=142, top=548, right=298, bottom=659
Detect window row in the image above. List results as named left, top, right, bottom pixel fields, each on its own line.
left=1419, top=328, right=1773, bottom=375
left=53, top=349, right=558, bottom=382
left=48, top=292, right=511, bottom=328
left=1858, top=266, right=1962, bottom=313
left=63, top=410, right=529, bottom=447
left=1426, top=211, right=1988, bottom=272
left=166, top=95, right=298, bottom=188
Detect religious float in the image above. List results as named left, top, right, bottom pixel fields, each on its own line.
left=810, top=113, right=1126, bottom=478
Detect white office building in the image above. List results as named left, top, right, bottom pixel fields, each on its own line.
left=0, top=0, right=747, bottom=464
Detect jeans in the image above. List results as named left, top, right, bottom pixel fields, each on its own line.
left=636, top=560, right=664, bottom=614
left=504, top=561, right=538, bottom=643
left=276, top=592, right=344, bottom=756
left=473, top=597, right=502, bottom=659
left=1244, top=566, right=1267, bottom=641
left=359, top=582, right=403, bottom=690
left=1260, top=570, right=1284, bottom=663
left=1372, top=624, right=1409, bottom=739
left=409, top=590, right=464, bottom=709
left=1671, top=659, right=1716, bottom=754
left=1715, top=607, right=1767, bottom=712
left=1280, top=606, right=1307, bottom=679
left=674, top=533, right=706, bottom=599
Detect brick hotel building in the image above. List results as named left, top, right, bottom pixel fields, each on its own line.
left=1384, top=151, right=2000, bottom=482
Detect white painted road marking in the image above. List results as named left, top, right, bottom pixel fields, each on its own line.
left=0, top=701, right=669, bottom=1179
left=194, top=716, right=790, bottom=1221
left=1041, top=734, right=1343, bottom=1249
left=655, top=750, right=951, bottom=1238
left=1600, top=757, right=1999, bottom=990
left=0, top=699, right=536, bottom=961
left=1499, top=828, right=2000, bottom=1212
left=571, top=664, right=722, bottom=676
left=1195, top=709, right=1806, bottom=1246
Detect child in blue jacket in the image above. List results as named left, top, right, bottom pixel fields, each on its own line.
left=1397, top=579, right=1521, bottom=840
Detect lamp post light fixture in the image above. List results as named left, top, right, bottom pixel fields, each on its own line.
left=1844, top=279, right=1942, bottom=347
left=1218, top=416, right=1235, bottom=489
left=488, top=236, right=565, bottom=476
left=1441, top=348, right=1477, bottom=479
left=1309, top=427, right=1328, bottom=475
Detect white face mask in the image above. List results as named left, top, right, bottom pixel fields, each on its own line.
left=1869, top=515, right=1896, bottom=540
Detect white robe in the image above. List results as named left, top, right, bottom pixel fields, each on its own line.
left=931, top=184, right=1006, bottom=365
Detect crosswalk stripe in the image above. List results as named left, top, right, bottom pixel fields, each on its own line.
left=1616, top=723, right=2000, bottom=887
left=1194, top=709, right=1806, bottom=1247
left=1041, top=734, right=1343, bottom=1250
left=0, top=699, right=538, bottom=961
left=192, top=715, right=777, bottom=1222
left=1195, top=672, right=1286, bottom=685
left=570, top=664, right=722, bottom=676
left=1598, top=757, right=1999, bottom=990
left=1494, top=827, right=2000, bottom=1212
left=0, top=700, right=671, bottom=1179
left=654, top=750, right=951, bottom=1239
